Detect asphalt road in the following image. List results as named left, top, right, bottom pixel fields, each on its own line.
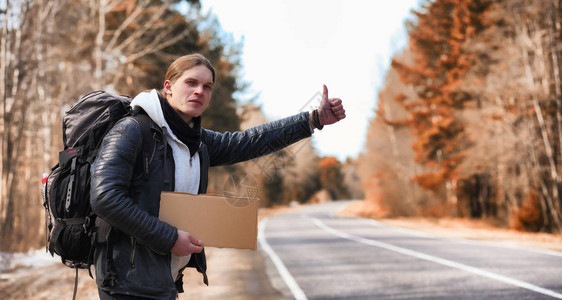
left=258, top=201, right=562, bottom=300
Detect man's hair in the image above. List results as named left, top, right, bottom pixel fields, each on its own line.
left=161, top=53, right=216, bottom=94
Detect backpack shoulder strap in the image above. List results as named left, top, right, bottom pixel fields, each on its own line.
left=131, top=108, right=157, bottom=179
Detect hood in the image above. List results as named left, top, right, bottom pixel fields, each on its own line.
left=131, top=89, right=197, bottom=151
left=131, top=89, right=168, bottom=130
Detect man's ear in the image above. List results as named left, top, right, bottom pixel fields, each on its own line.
left=164, top=80, right=172, bottom=95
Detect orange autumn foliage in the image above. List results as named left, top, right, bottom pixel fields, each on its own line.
left=391, top=0, right=492, bottom=193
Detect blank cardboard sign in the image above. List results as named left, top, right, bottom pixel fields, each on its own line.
left=159, top=192, right=260, bottom=250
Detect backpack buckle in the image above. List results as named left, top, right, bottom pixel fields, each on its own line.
left=83, top=216, right=91, bottom=234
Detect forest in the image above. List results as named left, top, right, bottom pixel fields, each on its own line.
left=1, top=0, right=561, bottom=253
left=358, top=0, right=562, bottom=234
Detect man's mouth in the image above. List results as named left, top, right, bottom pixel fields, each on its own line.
left=188, top=99, right=203, bottom=105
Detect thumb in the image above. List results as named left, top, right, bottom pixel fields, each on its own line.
left=322, top=84, right=328, bottom=101
left=189, top=235, right=202, bottom=246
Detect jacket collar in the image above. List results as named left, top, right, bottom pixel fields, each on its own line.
left=131, top=89, right=187, bottom=148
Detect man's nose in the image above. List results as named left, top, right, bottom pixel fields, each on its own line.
left=194, top=85, right=204, bottom=94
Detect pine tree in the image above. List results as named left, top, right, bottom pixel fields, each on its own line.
left=391, top=0, right=492, bottom=214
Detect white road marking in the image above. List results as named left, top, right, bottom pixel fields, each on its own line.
left=312, top=217, right=562, bottom=299
left=365, top=219, right=562, bottom=257
left=258, top=218, right=308, bottom=300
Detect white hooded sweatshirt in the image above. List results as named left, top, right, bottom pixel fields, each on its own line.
left=131, top=89, right=200, bottom=281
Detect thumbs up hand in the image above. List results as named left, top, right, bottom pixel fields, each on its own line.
left=317, top=85, right=346, bottom=127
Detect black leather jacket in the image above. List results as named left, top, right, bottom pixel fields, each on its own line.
left=90, top=111, right=312, bottom=299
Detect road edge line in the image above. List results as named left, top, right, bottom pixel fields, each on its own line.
left=258, top=218, right=308, bottom=300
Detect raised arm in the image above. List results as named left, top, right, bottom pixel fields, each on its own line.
left=204, top=85, right=346, bottom=166
left=203, top=111, right=313, bottom=166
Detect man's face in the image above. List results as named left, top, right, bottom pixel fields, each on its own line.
left=164, top=64, right=214, bottom=123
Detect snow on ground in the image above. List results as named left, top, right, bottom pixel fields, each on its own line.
left=0, top=249, right=59, bottom=274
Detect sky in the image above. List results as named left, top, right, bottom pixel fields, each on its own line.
left=198, top=0, right=420, bottom=161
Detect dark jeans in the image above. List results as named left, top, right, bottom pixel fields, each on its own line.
left=98, top=288, right=157, bottom=300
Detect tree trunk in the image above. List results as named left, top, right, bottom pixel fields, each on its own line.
left=515, top=12, right=562, bottom=231
left=549, top=2, right=562, bottom=171
left=0, top=0, right=30, bottom=250
left=94, top=0, right=106, bottom=89
left=0, top=0, right=10, bottom=227
left=533, top=99, right=562, bottom=230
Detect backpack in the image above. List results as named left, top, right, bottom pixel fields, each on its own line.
left=42, top=91, right=155, bottom=271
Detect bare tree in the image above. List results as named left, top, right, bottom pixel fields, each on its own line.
left=512, top=1, right=562, bottom=230
left=1, top=0, right=34, bottom=250
left=0, top=0, right=67, bottom=250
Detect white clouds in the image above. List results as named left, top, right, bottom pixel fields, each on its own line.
left=201, top=0, right=419, bottom=160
